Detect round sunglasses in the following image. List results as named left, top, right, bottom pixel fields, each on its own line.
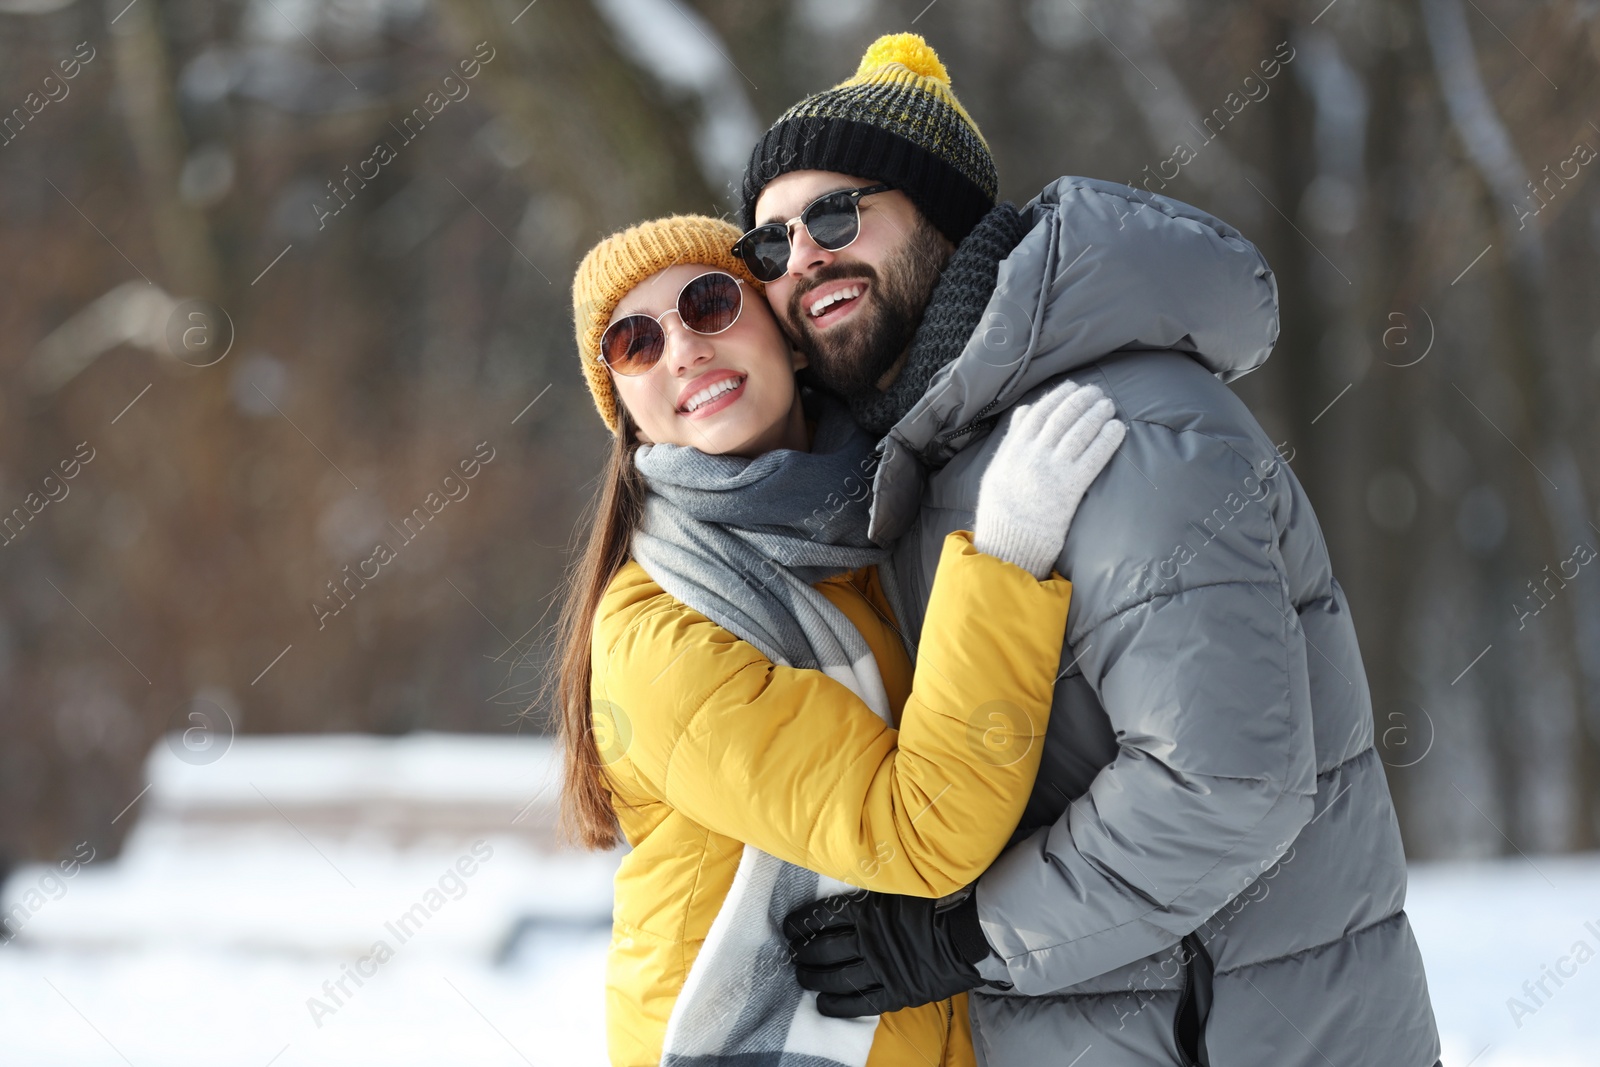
left=731, top=182, right=894, bottom=282
left=599, top=270, right=746, bottom=376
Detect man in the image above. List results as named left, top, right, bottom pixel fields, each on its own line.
left=735, top=33, right=1441, bottom=1067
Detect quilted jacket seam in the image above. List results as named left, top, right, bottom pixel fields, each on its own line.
left=1213, top=909, right=1410, bottom=976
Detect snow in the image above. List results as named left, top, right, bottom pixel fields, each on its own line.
left=1407, top=853, right=1600, bottom=1067
left=6, top=942, right=610, bottom=1066
left=1, top=733, right=618, bottom=1066
left=1, top=733, right=1595, bottom=1065
left=148, top=730, right=564, bottom=808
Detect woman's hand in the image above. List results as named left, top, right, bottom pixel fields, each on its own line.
left=972, top=380, right=1125, bottom=579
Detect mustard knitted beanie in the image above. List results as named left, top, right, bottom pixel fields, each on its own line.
left=739, top=33, right=996, bottom=244
left=572, top=215, right=761, bottom=436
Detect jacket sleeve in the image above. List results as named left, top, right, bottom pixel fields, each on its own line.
left=971, top=423, right=1318, bottom=994
left=594, top=529, right=1071, bottom=898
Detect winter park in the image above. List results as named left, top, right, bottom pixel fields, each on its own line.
left=3, top=1, right=1600, bottom=1065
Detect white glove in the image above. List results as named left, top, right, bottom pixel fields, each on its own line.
left=972, top=380, right=1125, bottom=579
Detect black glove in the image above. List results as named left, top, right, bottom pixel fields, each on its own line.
left=782, top=889, right=993, bottom=1018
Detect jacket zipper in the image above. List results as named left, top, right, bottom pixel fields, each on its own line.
left=937, top=398, right=1004, bottom=446
left=941, top=996, right=955, bottom=1066
left=1173, top=933, right=1214, bottom=1067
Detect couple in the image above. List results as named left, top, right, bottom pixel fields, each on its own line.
left=551, top=33, right=1441, bottom=1067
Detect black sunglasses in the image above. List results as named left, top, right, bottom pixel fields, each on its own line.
left=598, top=270, right=745, bottom=376
left=731, top=182, right=894, bottom=282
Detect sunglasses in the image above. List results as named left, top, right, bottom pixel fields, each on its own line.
left=599, top=270, right=746, bottom=376
left=731, top=182, right=894, bottom=282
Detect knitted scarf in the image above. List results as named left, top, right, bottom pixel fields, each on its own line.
left=848, top=200, right=1031, bottom=437
left=630, top=388, right=914, bottom=1067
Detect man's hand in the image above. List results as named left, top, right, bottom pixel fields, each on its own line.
left=782, top=890, right=993, bottom=1018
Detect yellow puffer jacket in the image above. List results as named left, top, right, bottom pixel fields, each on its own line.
left=591, top=529, right=1072, bottom=1067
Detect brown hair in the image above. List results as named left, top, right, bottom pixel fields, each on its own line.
left=542, top=407, right=646, bottom=850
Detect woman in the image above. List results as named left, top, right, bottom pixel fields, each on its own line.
left=548, top=214, right=1122, bottom=1067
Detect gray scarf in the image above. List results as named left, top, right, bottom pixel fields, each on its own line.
left=630, top=388, right=912, bottom=1067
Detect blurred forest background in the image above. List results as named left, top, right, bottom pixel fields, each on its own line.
left=1, top=0, right=1597, bottom=870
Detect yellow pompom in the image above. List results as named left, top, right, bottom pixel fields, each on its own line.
left=855, top=32, right=949, bottom=85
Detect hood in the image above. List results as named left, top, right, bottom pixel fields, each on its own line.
left=865, top=176, right=1279, bottom=544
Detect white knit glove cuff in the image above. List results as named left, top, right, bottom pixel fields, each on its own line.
left=974, top=514, right=1066, bottom=580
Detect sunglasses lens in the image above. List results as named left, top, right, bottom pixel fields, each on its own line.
left=600, top=316, right=663, bottom=375
left=803, top=192, right=862, bottom=250
left=740, top=226, right=791, bottom=282
left=679, top=272, right=742, bottom=334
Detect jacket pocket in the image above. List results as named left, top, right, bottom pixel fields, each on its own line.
left=1173, top=933, right=1214, bottom=1067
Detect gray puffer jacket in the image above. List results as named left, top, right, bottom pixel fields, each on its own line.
left=866, top=177, right=1440, bottom=1067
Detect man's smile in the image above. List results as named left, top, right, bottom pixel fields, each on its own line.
left=801, top=278, right=870, bottom=329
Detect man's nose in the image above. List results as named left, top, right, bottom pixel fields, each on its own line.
left=786, top=222, right=834, bottom=277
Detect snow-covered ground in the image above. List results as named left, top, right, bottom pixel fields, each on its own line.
left=1408, top=853, right=1600, bottom=1067
left=0, top=734, right=1595, bottom=1065
left=0, top=733, right=619, bottom=1066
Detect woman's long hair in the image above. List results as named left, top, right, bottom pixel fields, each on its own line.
left=543, top=406, right=646, bottom=849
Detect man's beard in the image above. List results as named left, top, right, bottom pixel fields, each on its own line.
left=785, top=218, right=950, bottom=400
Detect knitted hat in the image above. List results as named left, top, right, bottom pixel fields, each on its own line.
left=739, top=33, right=996, bottom=245
left=572, top=215, right=761, bottom=436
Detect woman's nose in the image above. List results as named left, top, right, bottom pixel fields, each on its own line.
left=662, top=316, right=715, bottom=375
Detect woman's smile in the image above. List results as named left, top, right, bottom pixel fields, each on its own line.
left=678, top=371, right=747, bottom=419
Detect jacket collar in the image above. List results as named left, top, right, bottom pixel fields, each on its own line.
left=865, top=175, right=1280, bottom=546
